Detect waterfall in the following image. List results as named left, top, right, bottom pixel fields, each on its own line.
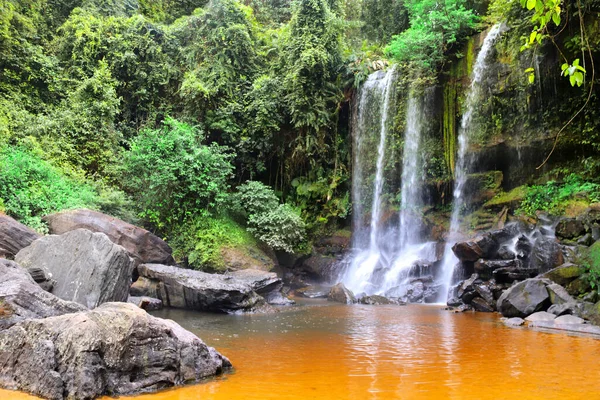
left=342, top=69, right=436, bottom=297
left=437, top=24, right=503, bottom=303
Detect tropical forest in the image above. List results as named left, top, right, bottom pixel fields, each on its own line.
left=1, top=0, right=600, bottom=398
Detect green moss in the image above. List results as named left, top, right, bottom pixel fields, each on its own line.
left=484, top=185, right=527, bottom=209
left=170, top=215, right=260, bottom=272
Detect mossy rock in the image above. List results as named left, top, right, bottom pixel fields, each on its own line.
left=220, top=245, right=276, bottom=272
left=541, top=263, right=586, bottom=286
left=484, top=185, right=527, bottom=211
left=566, top=275, right=592, bottom=297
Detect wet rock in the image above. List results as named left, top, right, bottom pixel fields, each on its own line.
left=515, top=235, right=533, bottom=260
left=525, top=311, right=556, bottom=322
left=503, top=317, right=525, bottom=326
left=548, top=303, right=577, bottom=316
left=0, top=215, right=41, bottom=260
left=263, top=291, right=295, bottom=306
left=493, top=265, right=538, bottom=284
left=127, top=296, right=163, bottom=311
left=327, top=283, right=356, bottom=304
left=15, top=229, right=135, bottom=308
left=577, top=233, right=594, bottom=246
left=540, top=263, right=585, bottom=286
left=230, top=269, right=282, bottom=298
left=555, top=218, right=586, bottom=240
left=554, top=315, right=585, bottom=325
left=299, top=254, right=338, bottom=281
left=0, top=259, right=86, bottom=330
left=474, top=283, right=495, bottom=306
left=471, top=297, right=494, bottom=312
left=43, top=209, right=175, bottom=265
left=359, top=295, right=394, bottom=305
left=452, top=234, right=499, bottom=262
left=497, top=245, right=516, bottom=260
left=530, top=238, right=564, bottom=274
left=457, top=274, right=479, bottom=298
left=296, top=285, right=330, bottom=299
left=546, top=283, right=576, bottom=305
left=0, top=302, right=231, bottom=399
left=496, top=278, right=552, bottom=318
left=136, top=264, right=268, bottom=313
left=475, top=259, right=521, bottom=278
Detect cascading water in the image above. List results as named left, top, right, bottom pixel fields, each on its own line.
left=342, top=68, right=437, bottom=298
left=437, top=24, right=503, bottom=302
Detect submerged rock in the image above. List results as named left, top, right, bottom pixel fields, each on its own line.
left=359, top=295, right=395, bottom=305
left=136, top=264, right=269, bottom=313
left=43, top=209, right=175, bottom=265
left=0, top=215, right=41, bottom=260
left=503, top=317, right=525, bottom=327
left=0, top=302, right=231, bottom=400
left=0, top=259, right=86, bottom=330
left=496, top=278, right=552, bottom=318
left=327, top=283, right=356, bottom=304
left=15, top=229, right=135, bottom=308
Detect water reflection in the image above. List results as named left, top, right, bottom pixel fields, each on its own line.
left=2, top=301, right=600, bottom=400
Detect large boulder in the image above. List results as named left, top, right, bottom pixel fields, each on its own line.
left=0, top=259, right=86, bottom=330
left=15, top=229, right=135, bottom=308
left=230, top=269, right=293, bottom=305
left=555, top=218, right=586, bottom=240
left=0, top=215, right=41, bottom=259
left=529, top=238, right=564, bottom=274
left=136, top=264, right=269, bottom=313
left=0, top=302, right=231, bottom=400
left=327, top=283, right=356, bottom=304
left=496, top=278, right=552, bottom=318
left=43, top=209, right=174, bottom=265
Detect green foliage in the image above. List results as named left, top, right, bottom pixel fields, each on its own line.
left=233, top=181, right=306, bottom=252
left=122, top=117, right=234, bottom=228
left=0, top=146, right=99, bottom=231
left=518, top=174, right=600, bottom=216
left=170, top=215, right=257, bottom=271
left=385, top=0, right=478, bottom=76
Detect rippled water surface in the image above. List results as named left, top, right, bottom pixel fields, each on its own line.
left=3, top=300, right=600, bottom=400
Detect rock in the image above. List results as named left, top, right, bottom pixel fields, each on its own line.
left=554, top=315, right=585, bottom=325
left=300, top=254, right=338, bottom=281
left=219, top=246, right=276, bottom=272
left=137, top=264, right=268, bottom=313
left=497, top=245, right=516, bottom=260
left=566, top=276, right=592, bottom=297
left=530, top=238, right=564, bottom=274
left=296, top=285, right=330, bottom=299
left=577, top=233, right=594, bottom=246
left=475, top=259, right=521, bottom=277
left=474, top=283, right=495, bottom=306
left=457, top=274, right=479, bottom=299
left=493, top=264, right=537, bottom=284
left=546, top=283, right=576, bottom=305
left=0, top=259, right=86, bottom=330
left=555, top=218, right=586, bottom=240
left=43, top=209, right=174, bottom=265
left=548, top=303, right=577, bottom=316
left=540, top=263, right=585, bottom=286
left=359, top=295, right=394, bottom=305
left=15, top=229, right=135, bottom=308
left=127, top=296, right=163, bottom=311
left=503, top=317, right=525, bottom=326
left=327, top=283, right=356, bottom=304
left=0, top=302, right=231, bottom=399
left=0, top=214, right=41, bottom=259
left=576, top=301, right=600, bottom=325
left=231, top=269, right=294, bottom=305
left=496, top=278, right=552, bottom=318
left=452, top=234, right=499, bottom=262
left=130, top=276, right=159, bottom=298
left=582, top=291, right=599, bottom=303
left=525, top=311, right=556, bottom=322
left=471, top=297, right=494, bottom=312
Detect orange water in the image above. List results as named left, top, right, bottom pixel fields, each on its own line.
left=2, top=300, right=600, bottom=400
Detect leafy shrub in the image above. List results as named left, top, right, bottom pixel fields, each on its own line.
left=232, top=181, right=306, bottom=252
left=247, top=204, right=306, bottom=252
left=122, top=117, right=234, bottom=228
left=0, top=146, right=99, bottom=231
left=518, top=174, right=600, bottom=216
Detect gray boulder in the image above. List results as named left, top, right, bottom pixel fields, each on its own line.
left=471, top=297, right=494, bottom=312
left=525, top=311, right=556, bottom=322
left=496, top=278, right=552, bottom=318
left=540, top=263, right=585, bottom=286
left=452, top=234, right=499, bottom=262
left=15, top=229, right=135, bottom=308
left=530, top=238, right=564, bottom=274
left=554, top=315, right=585, bottom=325
left=327, top=283, right=356, bottom=304
left=546, top=283, right=576, bottom=305
left=548, top=302, right=578, bottom=316
left=127, top=296, right=163, bottom=311
left=0, top=215, right=41, bottom=259
left=0, top=302, right=231, bottom=400
left=0, top=259, right=86, bottom=330
left=503, top=317, right=525, bottom=326
left=136, top=264, right=268, bottom=313
left=43, top=209, right=175, bottom=265
left=229, top=269, right=293, bottom=305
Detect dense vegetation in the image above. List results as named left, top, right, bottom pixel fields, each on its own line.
left=1, top=0, right=599, bottom=270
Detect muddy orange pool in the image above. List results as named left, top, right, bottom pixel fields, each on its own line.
left=2, top=300, right=600, bottom=400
